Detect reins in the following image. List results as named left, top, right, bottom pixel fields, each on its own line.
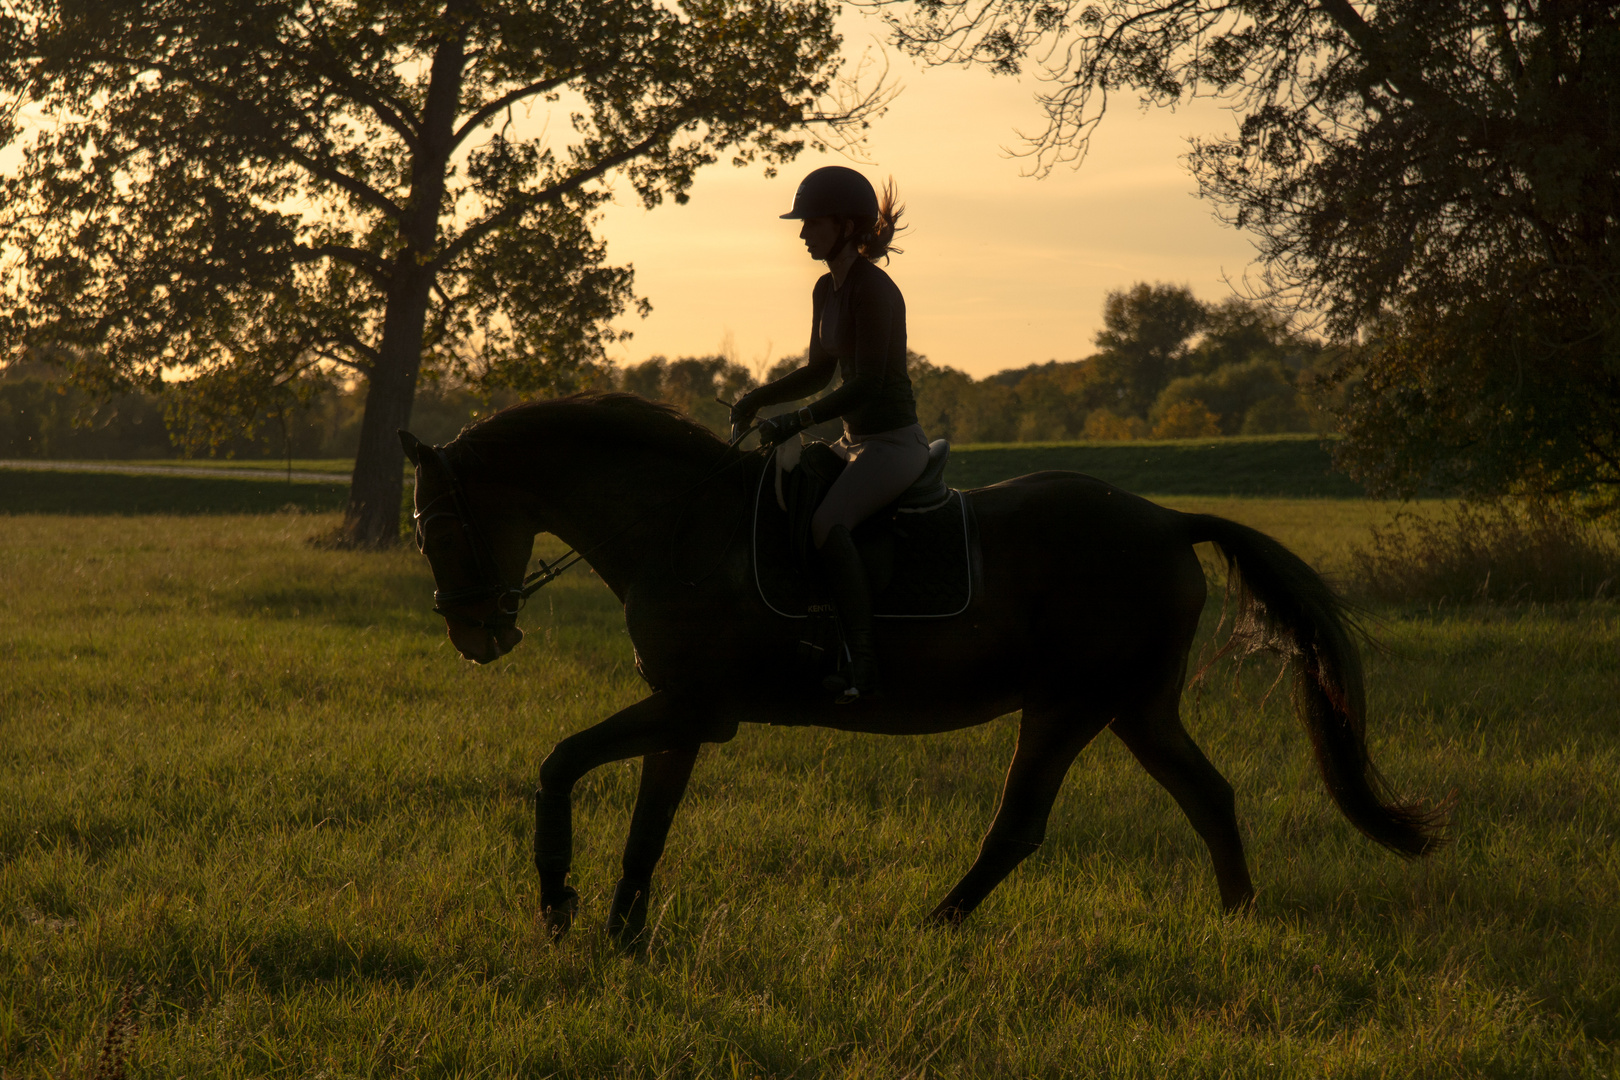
left=415, top=424, right=765, bottom=629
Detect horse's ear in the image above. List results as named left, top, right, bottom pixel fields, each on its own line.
left=398, top=429, right=424, bottom=466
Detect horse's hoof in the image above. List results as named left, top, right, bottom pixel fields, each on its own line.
left=607, top=878, right=650, bottom=950
left=925, top=901, right=969, bottom=928
left=1220, top=889, right=1257, bottom=915
left=542, top=885, right=580, bottom=940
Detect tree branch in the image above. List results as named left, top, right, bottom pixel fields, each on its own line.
left=1315, top=0, right=1378, bottom=54
left=87, top=49, right=407, bottom=221
left=431, top=131, right=666, bottom=269
left=292, top=242, right=393, bottom=285
left=311, top=346, right=370, bottom=372
left=451, top=71, right=587, bottom=152
left=1485, top=0, right=1526, bottom=85
left=268, top=130, right=406, bottom=221
left=320, top=328, right=380, bottom=367
left=1315, top=0, right=1437, bottom=108
left=275, top=40, right=421, bottom=151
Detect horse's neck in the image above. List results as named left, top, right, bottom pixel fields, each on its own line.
left=509, top=438, right=732, bottom=593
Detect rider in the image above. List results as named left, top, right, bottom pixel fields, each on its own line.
left=730, top=165, right=929, bottom=704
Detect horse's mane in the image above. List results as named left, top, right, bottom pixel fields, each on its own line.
left=449, top=392, right=729, bottom=466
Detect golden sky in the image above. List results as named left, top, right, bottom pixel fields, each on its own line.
left=597, top=9, right=1262, bottom=381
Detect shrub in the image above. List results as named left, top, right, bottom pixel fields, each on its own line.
left=1239, top=392, right=1314, bottom=435
left=1153, top=358, right=1310, bottom=436
left=1082, top=409, right=1148, bottom=441
left=1150, top=400, right=1221, bottom=439
left=1349, top=500, right=1620, bottom=604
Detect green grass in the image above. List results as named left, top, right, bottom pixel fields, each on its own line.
left=948, top=434, right=1367, bottom=497
left=2, top=506, right=1616, bottom=1077
left=0, top=469, right=350, bottom=515
left=117, top=459, right=359, bottom=474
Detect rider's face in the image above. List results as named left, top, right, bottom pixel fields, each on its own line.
left=799, top=216, right=846, bottom=261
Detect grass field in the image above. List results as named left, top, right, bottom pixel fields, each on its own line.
left=3, top=492, right=1617, bottom=1077
left=0, top=469, right=350, bottom=515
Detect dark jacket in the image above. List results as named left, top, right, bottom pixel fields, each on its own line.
left=750, top=259, right=918, bottom=436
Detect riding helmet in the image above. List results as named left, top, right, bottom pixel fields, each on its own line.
left=779, top=165, right=879, bottom=220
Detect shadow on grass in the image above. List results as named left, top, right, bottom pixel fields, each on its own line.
left=225, top=576, right=434, bottom=626
left=246, top=922, right=430, bottom=991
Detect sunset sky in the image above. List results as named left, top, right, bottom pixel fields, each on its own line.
left=597, top=8, right=1262, bottom=381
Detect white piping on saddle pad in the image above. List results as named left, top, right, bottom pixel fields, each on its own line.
left=752, top=459, right=973, bottom=620
left=773, top=438, right=803, bottom=512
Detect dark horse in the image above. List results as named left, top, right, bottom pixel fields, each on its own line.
left=401, top=393, right=1443, bottom=943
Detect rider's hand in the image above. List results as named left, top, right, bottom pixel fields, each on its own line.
left=729, top=391, right=763, bottom=434
left=756, top=411, right=806, bottom=447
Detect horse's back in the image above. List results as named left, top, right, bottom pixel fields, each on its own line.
left=966, top=470, right=1209, bottom=674
left=967, top=469, right=1193, bottom=554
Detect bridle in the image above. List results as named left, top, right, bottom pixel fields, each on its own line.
left=413, top=425, right=761, bottom=635
left=412, top=444, right=581, bottom=633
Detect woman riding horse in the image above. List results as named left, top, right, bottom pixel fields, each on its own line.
left=730, top=165, right=928, bottom=704
left=401, top=395, right=1446, bottom=946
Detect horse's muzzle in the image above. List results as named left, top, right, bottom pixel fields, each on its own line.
left=448, top=620, right=523, bottom=664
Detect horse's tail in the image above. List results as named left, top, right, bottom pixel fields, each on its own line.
left=1182, top=513, right=1447, bottom=857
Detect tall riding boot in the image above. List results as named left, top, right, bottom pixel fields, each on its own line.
left=819, top=525, right=879, bottom=704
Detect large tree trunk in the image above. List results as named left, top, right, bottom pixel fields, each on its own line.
left=335, top=19, right=467, bottom=548
left=341, top=273, right=435, bottom=547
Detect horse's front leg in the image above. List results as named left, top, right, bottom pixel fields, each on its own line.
left=535, top=691, right=732, bottom=939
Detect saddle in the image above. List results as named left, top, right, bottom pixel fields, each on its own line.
left=752, top=438, right=975, bottom=621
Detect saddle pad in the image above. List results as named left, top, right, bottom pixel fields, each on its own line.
left=751, top=462, right=974, bottom=619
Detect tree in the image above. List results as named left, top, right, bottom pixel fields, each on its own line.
left=1189, top=296, right=1319, bottom=376
left=911, top=355, right=1019, bottom=442
left=876, top=0, right=1620, bottom=508
left=0, top=0, right=868, bottom=545
left=1082, top=282, right=1206, bottom=417
left=614, top=354, right=756, bottom=435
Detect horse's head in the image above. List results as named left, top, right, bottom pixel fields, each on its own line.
left=400, top=429, right=532, bottom=664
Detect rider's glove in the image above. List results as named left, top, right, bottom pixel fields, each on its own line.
left=729, top=391, right=764, bottom=433
left=756, top=409, right=808, bottom=447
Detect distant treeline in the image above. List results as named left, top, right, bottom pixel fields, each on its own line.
left=0, top=283, right=1341, bottom=459
left=0, top=369, right=518, bottom=460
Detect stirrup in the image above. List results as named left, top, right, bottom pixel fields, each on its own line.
left=822, top=671, right=875, bottom=705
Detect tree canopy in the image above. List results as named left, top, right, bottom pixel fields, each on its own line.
left=0, top=0, right=866, bottom=544
left=877, top=0, right=1620, bottom=509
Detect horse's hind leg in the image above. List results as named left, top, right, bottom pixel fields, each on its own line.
left=929, top=708, right=1111, bottom=926
left=1112, top=687, right=1255, bottom=911
left=607, top=745, right=699, bottom=947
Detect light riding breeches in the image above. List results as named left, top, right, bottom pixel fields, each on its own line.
left=810, top=423, right=929, bottom=549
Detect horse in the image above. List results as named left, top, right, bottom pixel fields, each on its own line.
left=400, top=393, right=1444, bottom=945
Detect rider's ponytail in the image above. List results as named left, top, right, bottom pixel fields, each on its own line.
left=855, top=179, right=905, bottom=263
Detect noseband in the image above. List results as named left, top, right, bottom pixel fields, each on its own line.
left=412, top=445, right=579, bottom=632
